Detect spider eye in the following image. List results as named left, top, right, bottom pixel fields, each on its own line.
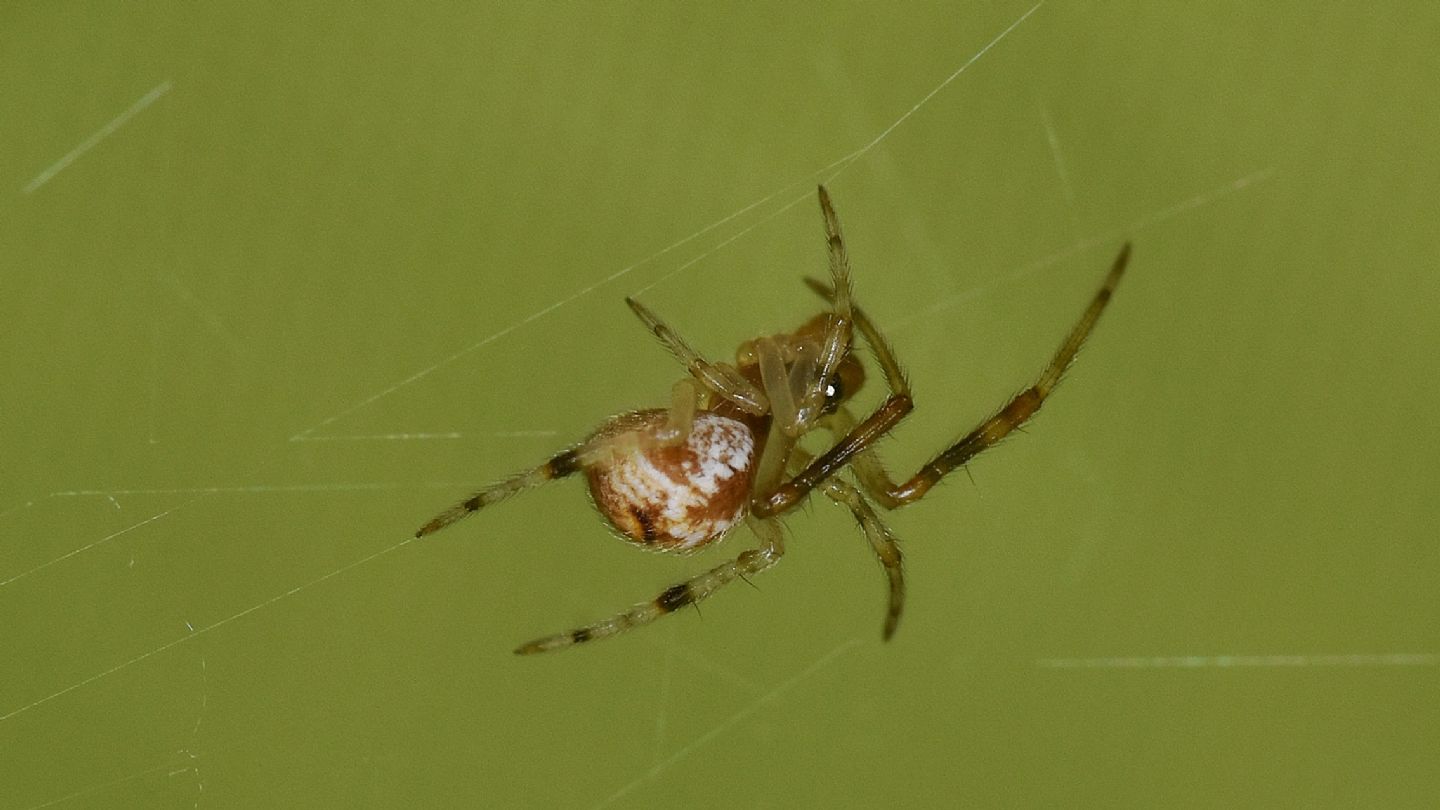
left=821, top=374, right=844, bottom=413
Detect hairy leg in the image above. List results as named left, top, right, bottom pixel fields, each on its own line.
left=514, top=516, right=786, bottom=654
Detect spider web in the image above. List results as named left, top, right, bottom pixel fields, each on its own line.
left=5, top=3, right=1437, bottom=808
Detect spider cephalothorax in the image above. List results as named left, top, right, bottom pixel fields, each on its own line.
left=416, top=186, right=1130, bottom=655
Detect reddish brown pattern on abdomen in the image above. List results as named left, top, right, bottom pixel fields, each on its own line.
left=585, top=410, right=755, bottom=552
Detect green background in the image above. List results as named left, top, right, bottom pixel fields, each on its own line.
left=3, top=3, right=1437, bottom=807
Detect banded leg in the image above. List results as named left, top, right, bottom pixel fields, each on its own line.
left=514, top=516, right=786, bottom=654
left=760, top=242, right=1130, bottom=516
left=752, top=392, right=914, bottom=517
left=625, top=297, right=768, bottom=414
left=414, top=447, right=582, bottom=538
left=417, top=380, right=702, bottom=539
left=847, top=242, right=1132, bottom=509
left=818, top=407, right=911, bottom=511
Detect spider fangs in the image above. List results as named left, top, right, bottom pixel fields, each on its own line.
left=416, top=185, right=1130, bottom=655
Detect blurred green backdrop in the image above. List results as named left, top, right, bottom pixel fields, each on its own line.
left=3, top=3, right=1437, bottom=807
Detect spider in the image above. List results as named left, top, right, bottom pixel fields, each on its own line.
left=416, top=185, right=1130, bottom=655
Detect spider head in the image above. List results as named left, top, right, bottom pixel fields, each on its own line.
left=787, top=311, right=866, bottom=417
left=821, top=354, right=866, bottom=415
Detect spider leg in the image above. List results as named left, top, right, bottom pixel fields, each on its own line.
left=817, top=185, right=855, bottom=314
left=833, top=242, right=1132, bottom=509
left=514, top=516, right=786, bottom=654
left=789, top=446, right=906, bottom=641
left=624, top=296, right=768, bottom=414
left=820, top=477, right=905, bottom=639
left=748, top=336, right=811, bottom=498
left=414, top=447, right=583, bottom=538
left=755, top=335, right=801, bottom=432
left=752, top=392, right=913, bottom=517
left=759, top=243, right=1129, bottom=515
left=816, top=407, right=910, bottom=510
left=794, top=186, right=856, bottom=430
left=802, top=276, right=915, bottom=509
left=418, top=378, right=706, bottom=539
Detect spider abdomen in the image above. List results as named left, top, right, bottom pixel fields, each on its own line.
left=585, top=410, right=755, bottom=552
